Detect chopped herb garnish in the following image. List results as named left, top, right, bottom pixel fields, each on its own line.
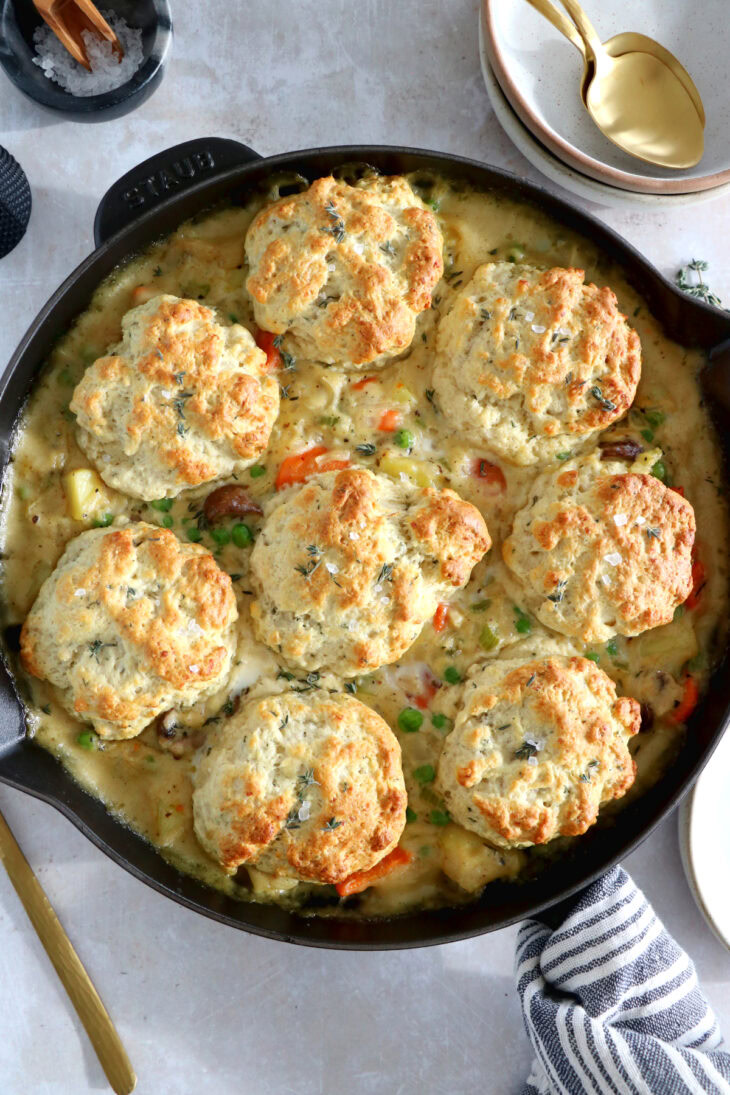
left=580, top=760, right=600, bottom=783
left=173, top=371, right=185, bottom=386
left=322, top=817, right=344, bottom=831
left=547, top=579, right=567, bottom=604
left=88, top=639, right=116, bottom=661
left=513, top=606, right=532, bottom=635
left=590, top=385, right=617, bottom=412
left=480, top=308, right=492, bottom=321
left=479, top=625, right=498, bottom=651
left=380, top=240, right=396, bottom=256
left=425, top=388, right=438, bottom=411
left=525, top=673, right=536, bottom=687
left=355, top=442, right=377, bottom=456
left=323, top=201, right=346, bottom=243
left=646, top=527, right=661, bottom=539
left=606, top=640, right=619, bottom=657
left=280, top=349, right=296, bottom=370
left=515, top=739, right=539, bottom=760
left=377, top=562, right=394, bottom=584
left=153, top=266, right=162, bottom=277
left=344, top=681, right=357, bottom=694
left=177, top=421, right=188, bottom=437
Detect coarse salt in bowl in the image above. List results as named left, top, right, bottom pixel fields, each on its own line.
left=32, top=11, right=143, bottom=97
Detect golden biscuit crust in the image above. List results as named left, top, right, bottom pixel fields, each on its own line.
left=502, top=454, right=695, bottom=643
left=245, top=175, right=443, bottom=368
left=192, top=691, right=407, bottom=882
left=71, top=295, right=279, bottom=500
left=20, top=523, right=238, bottom=739
left=249, top=467, right=491, bottom=675
left=433, top=263, right=641, bottom=464
left=437, top=657, right=640, bottom=848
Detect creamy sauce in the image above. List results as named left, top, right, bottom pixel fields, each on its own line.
left=1, top=171, right=727, bottom=918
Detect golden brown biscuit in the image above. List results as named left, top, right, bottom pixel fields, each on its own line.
left=432, top=263, right=641, bottom=464
left=20, top=523, right=238, bottom=740
left=502, top=454, right=695, bottom=643
left=71, top=295, right=279, bottom=500
left=245, top=175, right=443, bottom=368
left=192, top=690, right=407, bottom=882
left=436, top=656, right=640, bottom=848
left=249, top=467, right=491, bottom=675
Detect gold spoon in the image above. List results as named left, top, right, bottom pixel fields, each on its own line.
left=555, top=0, right=704, bottom=169
left=0, top=806, right=136, bottom=1094
left=525, top=0, right=704, bottom=125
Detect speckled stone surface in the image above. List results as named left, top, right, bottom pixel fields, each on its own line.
left=0, top=3, right=729, bottom=1093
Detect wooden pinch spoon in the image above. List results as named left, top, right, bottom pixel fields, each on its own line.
left=525, top=0, right=705, bottom=168
left=0, top=806, right=136, bottom=1094
left=32, top=0, right=124, bottom=71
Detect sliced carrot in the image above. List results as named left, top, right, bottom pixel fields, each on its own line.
left=336, top=847, right=413, bottom=897
left=473, top=457, right=506, bottom=492
left=414, top=670, right=440, bottom=710
left=686, top=557, right=706, bottom=611
left=131, top=285, right=156, bottom=305
left=254, top=329, right=282, bottom=371
left=378, top=409, right=401, bottom=432
left=351, top=375, right=378, bottom=391
left=670, top=676, right=699, bottom=724
left=433, top=602, right=450, bottom=633
left=275, top=446, right=349, bottom=490
left=672, top=485, right=686, bottom=498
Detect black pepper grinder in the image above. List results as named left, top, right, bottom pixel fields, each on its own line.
left=0, top=147, right=31, bottom=259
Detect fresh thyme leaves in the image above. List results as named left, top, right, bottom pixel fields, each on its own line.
left=177, top=421, right=188, bottom=438
left=323, top=201, right=346, bottom=243
left=155, top=348, right=164, bottom=360
left=675, top=260, right=724, bottom=309
left=590, top=385, right=617, bottom=412
left=173, top=371, right=186, bottom=386
left=344, top=681, right=357, bottom=693
left=295, top=546, right=321, bottom=580
left=380, top=240, right=396, bottom=256
left=298, top=768, right=318, bottom=789
left=153, top=266, right=162, bottom=277
left=322, top=817, right=343, bottom=831
left=515, top=740, right=539, bottom=760
left=564, top=371, right=574, bottom=385
left=525, top=673, right=537, bottom=688
left=88, top=639, right=116, bottom=661
left=273, top=335, right=283, bottom=348
left=277, top=669, right=296, bottom=681
left=425, top=388, right=438, bottom=411
left=280, top=349, right=296, bottom=370
left=377, top=562, right=394, bottom=584
left=580, top=760, right=600, bottom=783
left=547, top=579, right=567, bottom=604
left=355, top=442, right=377, bottom=456
left=284, top=766, right=320, bottom=829
left=279, top=714, right=289, bottom=728
left=222, top=698, right=236, bottom=717
left=646, top=527, right=661, bottom=539
left=280, top=384, right=292, bottom=399
left=479, top=308, right=492, bottom=321
left=172, top=391, right=194, bottom=418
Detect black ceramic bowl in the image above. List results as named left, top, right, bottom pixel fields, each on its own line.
left=0, top=0, right=172, bottom=122
left=2, top=140, right=730, bottom=950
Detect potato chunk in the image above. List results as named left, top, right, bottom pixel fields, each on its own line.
left=439, top=824, right=523, bottom=893
left=63, top=468, right=110, bottom=523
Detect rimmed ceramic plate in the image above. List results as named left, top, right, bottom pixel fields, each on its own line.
left=483, top=0, right=730, bottom=195
left=679, top=726, right=730, bottom=954
left=479, top=25, right=730, bottom=210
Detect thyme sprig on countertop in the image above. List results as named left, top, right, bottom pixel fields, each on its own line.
left=675, top=260, right=724, bottom=309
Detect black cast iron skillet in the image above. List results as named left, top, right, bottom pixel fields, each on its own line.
left=1, top=139, right=729, bottom=949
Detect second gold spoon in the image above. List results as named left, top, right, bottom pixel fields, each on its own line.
left=555, top=0, right=704, bottom=169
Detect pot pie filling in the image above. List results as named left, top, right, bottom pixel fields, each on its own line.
left=1, top=170, right=727, bottom=918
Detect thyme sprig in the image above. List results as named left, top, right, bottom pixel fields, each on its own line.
left=675, top=260, right=724, bottom=309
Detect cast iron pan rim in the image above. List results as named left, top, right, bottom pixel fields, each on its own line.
left=1, top=142, right=729, bottom=949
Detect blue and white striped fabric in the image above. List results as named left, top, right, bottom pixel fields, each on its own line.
left=516, top=866, right=730, bottom=1094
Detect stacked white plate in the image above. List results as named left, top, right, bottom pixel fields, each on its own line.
left=480, top=0, right=730, bottom=208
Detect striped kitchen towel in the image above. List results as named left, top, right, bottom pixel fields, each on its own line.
left=516, top=866, right=730, bottom=1094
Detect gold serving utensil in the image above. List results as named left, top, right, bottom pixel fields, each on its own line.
left=32, top=0, right=124, bottom=71
left=0, top=806, right=136, bottom=1094
left=525, top=0, right=705, bottom=127
left=526, top=0, right=705, bottom=168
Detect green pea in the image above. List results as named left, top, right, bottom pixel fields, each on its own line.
left=514, top=607, right=532, bottom=634
left=651, top=460, right=667, bottom=483
left=405, top=806, right=418, bottom=823
left=149, top=498, right=173, bottom=512
left=93, top=513, right=113, bottom=528
left=443, top=666, right=461, bottom=685
left=57, top=367, right=75, bottom=387
left=640, top=429, right=654, bottom=443
left=77, top=730, right=97, bottom=751
left=507, top=243, right=526, bottom=262
left=162, top=515, right=174, bottom=528
left=429, top=809, right=451, bottom=827
left=398, top=707, right=423, bottom=733
left=479, top=625, right=499, bottom=651
left=413, top=764, right=436, bottom=785
left=186, top=527, right=203, bottom=543
left=210, top=527, right=231, bottom=548
left=585, top=652, right=601, bottom=663
left=606, top=639, right=618, bottom=657
left=232, top=523, right=253, bottom=548
left=394, top=428, right=415, bottom=450
left=556, top=452, right=571, bottom=461
left=249, top=465, right=266, bottom=479
left=228, top=313, right=239, bottom=323
left=431, top=713, right=452, bottom=731
left=645, top=408, right=666, bottom=429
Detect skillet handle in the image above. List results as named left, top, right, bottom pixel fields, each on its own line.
left=93, top=138, right=263, bottom=247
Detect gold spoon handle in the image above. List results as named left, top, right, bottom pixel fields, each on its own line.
left=554, top=0, right=604, bottom=63
left=523, top=0, right=586, bottom=54
left=0, top=807, right=136, bottom=1095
